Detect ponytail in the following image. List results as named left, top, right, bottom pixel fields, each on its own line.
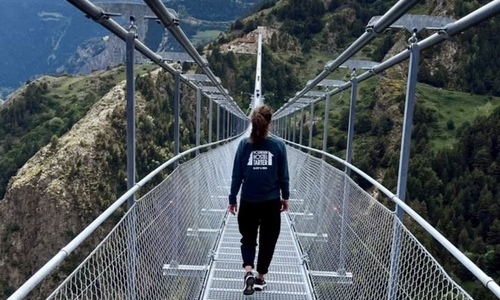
left=250, top=105, right=273, bottom=144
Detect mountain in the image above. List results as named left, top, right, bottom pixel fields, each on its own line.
left=202, top=0, right=500, bottom=298
left=0, top=0, right=261, bottom=99
left=1, top=0, right=499, bottom=299
left=0, top=1, right=104, bottom=98
left=0, top=67, right=167, bottom=298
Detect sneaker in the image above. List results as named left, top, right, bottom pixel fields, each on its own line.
left=243, top=272, right=255, bottom=295
left=254, top=278, right=267, bottom=291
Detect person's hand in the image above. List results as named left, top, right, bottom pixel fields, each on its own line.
left=228, top=204, right=238, bottom=215
left=280, top=199, right=289, bottom=212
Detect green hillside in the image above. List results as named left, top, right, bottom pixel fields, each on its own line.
left=0, top=65, right=157, bottom=200
left=202, top=0, right=500, bottom=298
left=0, top=0, right=498, bottom=298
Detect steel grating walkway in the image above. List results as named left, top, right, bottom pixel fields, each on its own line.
left=202, top=212, right=313, bottom=300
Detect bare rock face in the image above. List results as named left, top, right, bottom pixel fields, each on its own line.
left=220, top=26, right=281, bottom=54
left=57, top=3, right=154, bottom=76
left=0, top=82, right=128, bottom=298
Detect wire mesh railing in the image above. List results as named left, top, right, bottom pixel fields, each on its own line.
left=46, top=139, right=239, bottom=300
left=43, top=140, right=475, bottom=299
left=286, top=146, right=473, bottom=300
left=6, top=0, right=500, bottom=298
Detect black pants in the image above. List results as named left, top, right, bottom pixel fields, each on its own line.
left=238, top=198, right=281, bottom=275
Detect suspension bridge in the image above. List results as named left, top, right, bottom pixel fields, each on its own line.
left=7, top=0, right=500, bottom=299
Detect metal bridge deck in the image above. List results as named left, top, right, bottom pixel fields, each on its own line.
left=202, top=213, right=313, bottom=300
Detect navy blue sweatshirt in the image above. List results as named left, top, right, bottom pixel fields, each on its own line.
left=229, top=137, right=290, bottom=204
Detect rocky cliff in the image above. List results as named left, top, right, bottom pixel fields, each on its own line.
left=57, top=3, right=157, bottom=75
left=0, top=77, right=143, bottom=298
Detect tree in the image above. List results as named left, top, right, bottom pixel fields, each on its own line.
left=487, top=219, right=500, bottom=245
left=270, top=32, right=278, bottom=52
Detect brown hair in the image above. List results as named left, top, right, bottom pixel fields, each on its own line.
left=250, top=104, right=273, bottom=144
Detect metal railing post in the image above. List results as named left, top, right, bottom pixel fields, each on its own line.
left=308, top=102, right=314, bottom=150
left=279, top=117, right=283, bottom=138
left=174, top=71, right=180, bottom=168
left=322, top=93, right=331, bottom=159
left=125, top=18, right=137, bottom=300
left=126, top=21, right=137, bottom=208
left=299, top=108, right=304, bottom=146
left=223, top=109, right=227, bottom=139
left=292, top=113, right=296, bottom=143
left=387, top=34, right=420, bottom=300
left=196, top=87, right=201, bottom=154
left=288, top=116, right=292, bottom=141
left=345, top=73, right=357, bottom=176
left=227, top=110, right=231, bottom=138
left=338, top=72, right=358, bottom=275
left=208, top=99, right=213, bottom=144
left=284, top=117, right=287, bottom=139
left=216, top=103, right=220, bottom=142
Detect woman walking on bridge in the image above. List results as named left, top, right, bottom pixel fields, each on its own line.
left=228, top=104, right=290, bottom=295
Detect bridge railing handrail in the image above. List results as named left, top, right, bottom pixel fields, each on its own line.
left=274, top=0, right=422, bottom=117
left=66, top=0, right=246, bottom=119
left=143, top=0, right=245, bottom=118
left=274, top=0, right=500, bottom=119
left=6, top=134, right=244, bottom=300
left=281, top=137, right=500, bottom=298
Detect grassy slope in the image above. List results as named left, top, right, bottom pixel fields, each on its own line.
left=0, top=65, right=158, bottom=200
left=417, top=84, right=500, bottom=150
left=293, top=45, right=500, bottom=154
left=192, top=30, right=224, bottom=46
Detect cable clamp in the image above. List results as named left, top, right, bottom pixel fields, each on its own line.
left=438, top=28, right=451, bottom=40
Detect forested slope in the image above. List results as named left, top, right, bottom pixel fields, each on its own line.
left=204, top=0, right=500, bottom=298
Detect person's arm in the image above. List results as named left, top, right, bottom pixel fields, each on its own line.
left=281, top=199, right=289, bottom=212
left=228, top=141, right=244, bottom=214
left=278, top=143, right=290, bottom=201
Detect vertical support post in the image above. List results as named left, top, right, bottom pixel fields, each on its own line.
left=208, top=99, right=213, bottom=144
left=174, top=71, right=180, bottom=168
left=345, top=75, right=358, bottom=176
left=196, top=87, right=201, bottom=154
left=387, top=40, right=420, bottom=300
left=338, top=74, right=358, bottom=275
left=222, top=108, right=226, bottom=139
left=125, top=20, right=137, bottom=300
left=286, top=116, right=291, bottom=141
left=273, top=118, right=277, bottom=136
left=299, top=108, right=304, bottom=146
left=126, top=28, right=136, bottom=208
left=308, top=102, right=314, bottom=150
left=227, top=110, right=231, bottom=138
left=216, top=103, right=220, bottom=142
left=194, top=88, right=202, bottom=234
left=322, top=93, right=331, bottom=159
left=171, top=72, right=181, bottom=273
left=282, top=117, right=285, bottom=139
left=292, top=113, right=297, bottom=143
left=281, top=118, right=285, bottom=137
left=278, top=118, right=282, bottom=137
left=284, top=118, right=288, bottom=139
left=282, top=118, right=285, bottom=138
left=396, top=44, right=419, bottom=216
left=278, top=118, right=282, bottom=138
